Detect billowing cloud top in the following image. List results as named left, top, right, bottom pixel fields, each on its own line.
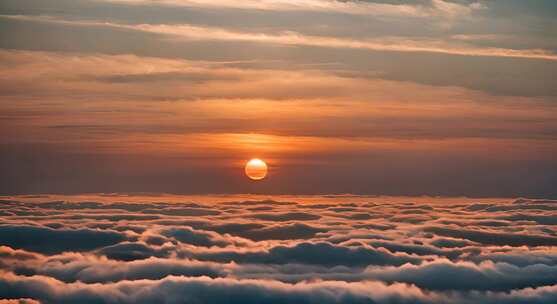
left=1, top=194, right=557, bottom=303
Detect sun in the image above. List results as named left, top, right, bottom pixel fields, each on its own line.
left=245, top=158, right=268, bottom=180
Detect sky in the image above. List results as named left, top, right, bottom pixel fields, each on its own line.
left=1, top=0, right=557, bottom=197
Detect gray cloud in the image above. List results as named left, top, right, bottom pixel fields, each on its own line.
left=424, top=226, right=557, bottom=247
left=250, top=212, right=321, bottom=222
left=188, top=242, right=422, bottom=267
left=97, top=242, right=172, bottom=261
left=0, top=225, right=126, bottom=254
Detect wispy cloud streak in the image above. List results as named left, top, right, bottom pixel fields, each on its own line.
left=3, top=14, right=556, bottom=61
left=101, top=0, right=483, bottom=18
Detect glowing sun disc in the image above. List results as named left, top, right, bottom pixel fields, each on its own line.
left=245, top=159, right=268, bottom=180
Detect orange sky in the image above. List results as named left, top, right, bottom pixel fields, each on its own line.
left=1, top=1, right=556, bottom=197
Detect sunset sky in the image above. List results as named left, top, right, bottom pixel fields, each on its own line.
left=2, top=2, right=557, bottom=304
left=1, top=0, right=557, bottom=197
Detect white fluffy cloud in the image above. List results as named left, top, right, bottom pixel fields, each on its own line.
left=1, top=195, right=557, bottom=303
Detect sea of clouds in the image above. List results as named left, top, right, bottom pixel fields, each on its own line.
left=1, top=195, right=557, bottom=303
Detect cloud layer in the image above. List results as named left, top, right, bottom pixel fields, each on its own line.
left=1, top=194, right=557, bottom=303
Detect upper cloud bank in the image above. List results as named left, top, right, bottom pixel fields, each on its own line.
left=3, top=14, right=556, bottom=61
left=100, top=0, right=484, bottom=18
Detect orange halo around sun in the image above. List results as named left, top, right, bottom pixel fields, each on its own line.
left=245, top=158, right=268, bottom=180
